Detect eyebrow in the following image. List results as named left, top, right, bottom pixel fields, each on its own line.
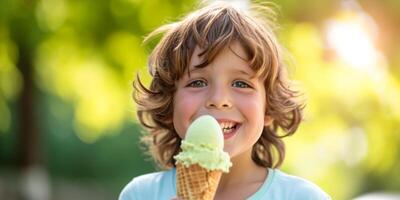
left=188, top=67, right=204, bottom=74
left=188, top=66, right=254, bottom=78
left=235, top=67, right=260, bottom=80
left=187, top=67, right=204, bottom=78
left=236, top=69, right=252, bottom=76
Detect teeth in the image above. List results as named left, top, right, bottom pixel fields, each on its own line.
left=220, top=122, right=236, bottom=132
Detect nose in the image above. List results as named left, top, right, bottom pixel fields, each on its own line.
left=206, top=84, right=232, bottom=109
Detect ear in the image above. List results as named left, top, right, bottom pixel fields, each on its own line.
left=264, top=115, right=274, bottom=126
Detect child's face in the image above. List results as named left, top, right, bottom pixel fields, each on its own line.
left=173, top=41, right=272, bottom=158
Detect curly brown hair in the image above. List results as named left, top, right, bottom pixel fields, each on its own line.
left=133, top=1, right=304, bottom=169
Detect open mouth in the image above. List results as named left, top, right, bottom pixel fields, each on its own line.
left=219, top=121, right=241, bottom=139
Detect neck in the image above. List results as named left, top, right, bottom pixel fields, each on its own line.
left=217, top=148, right=268, bottom=191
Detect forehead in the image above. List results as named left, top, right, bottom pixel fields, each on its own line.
left=189, top=41, right=249, bottom=70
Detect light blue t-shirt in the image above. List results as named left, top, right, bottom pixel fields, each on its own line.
left=119, top=168, right=331, bottom=200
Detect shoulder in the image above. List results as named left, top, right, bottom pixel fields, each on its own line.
left=270, top=169, right=331, bottom=199
left=118, top=168, right=176, bottom=200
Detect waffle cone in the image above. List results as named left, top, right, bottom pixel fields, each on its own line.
left=176, top=163, right=222, bottom=200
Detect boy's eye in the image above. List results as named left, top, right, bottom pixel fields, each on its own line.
left=232, top=80, right=251, bottom=88
left=187, top=80, right=207, bottom=88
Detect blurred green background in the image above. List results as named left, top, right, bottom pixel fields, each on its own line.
left=1, top=0, right=400, bottom=199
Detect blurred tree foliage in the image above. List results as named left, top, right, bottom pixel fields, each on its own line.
left=0, top=0, right=196, bottom=196
left=1, top=0, right=400, bottom=199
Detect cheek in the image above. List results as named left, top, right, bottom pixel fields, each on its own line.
left=173, top=91, right=201, bottom=138
left=236, top=93, right=265, bottom=115
left=235, top=93, right=266, bottom=130
left=248, top=101, right=266, bottom=127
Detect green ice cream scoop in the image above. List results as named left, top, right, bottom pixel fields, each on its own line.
left=174, top=115, right=232, bottom=172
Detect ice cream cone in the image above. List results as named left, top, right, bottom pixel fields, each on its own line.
left=176, top=163, right=222, bottom=200
left=174, top=115, right=231, bottom=200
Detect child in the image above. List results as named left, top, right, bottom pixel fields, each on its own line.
left=120, top=1, right=331, bottom=199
